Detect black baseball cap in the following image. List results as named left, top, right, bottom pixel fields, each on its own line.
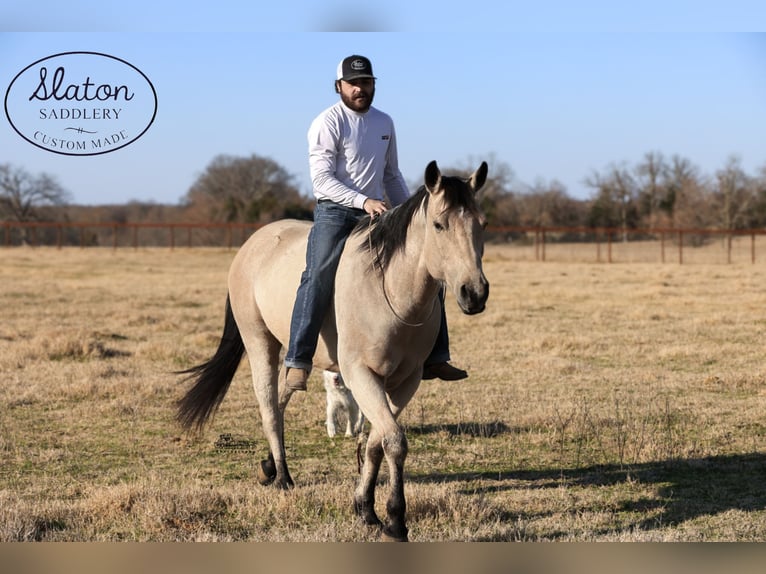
left=336, top=55, right=376, bottom=81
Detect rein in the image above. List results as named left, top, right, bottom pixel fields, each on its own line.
left=366, top=214, right=431, bottom=328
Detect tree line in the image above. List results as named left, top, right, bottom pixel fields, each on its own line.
left=2, top=152, right=766, bottom=233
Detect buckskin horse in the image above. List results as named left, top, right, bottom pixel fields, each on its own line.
left=177, top=160, right=489, bottom=541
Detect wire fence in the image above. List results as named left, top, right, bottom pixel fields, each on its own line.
left=2, top=220, right=765, bottom=264
left=1, top=221, right=260, bottom=250
left=490, top=226, right=765, bottom=265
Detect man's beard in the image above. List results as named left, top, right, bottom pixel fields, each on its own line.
left=341, top=88, right=375, bottom=113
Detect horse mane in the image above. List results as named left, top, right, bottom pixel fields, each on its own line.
left=353, top=174, right=478, bottom=273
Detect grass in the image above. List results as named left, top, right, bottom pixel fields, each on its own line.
left=1, top=244, right=765, bottom=541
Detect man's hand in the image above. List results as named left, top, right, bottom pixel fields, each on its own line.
left=363, top=198, right=388, bottom=217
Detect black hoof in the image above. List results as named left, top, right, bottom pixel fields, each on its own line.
left=257, top=458, right=276, bottom=485
left=356, top=514, right=383, bottom=529
left=354, top=500, right=383, bottom=529
left=381, top=525, right=408, bottom=542
left=274, top=476, right=295, bottom=490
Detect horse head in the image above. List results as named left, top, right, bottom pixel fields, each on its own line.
left=423, top=160, right=489, bottom=315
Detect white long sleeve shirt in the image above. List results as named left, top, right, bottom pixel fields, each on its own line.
left=308, top=100, right=411, bottom=210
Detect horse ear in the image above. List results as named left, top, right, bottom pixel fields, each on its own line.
left=424, top=160, right=441, bottom=193
left=468, top=161, right=489, bottom=194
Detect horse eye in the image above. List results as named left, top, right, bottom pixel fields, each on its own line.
left=434, top=221, right=445, bottom=232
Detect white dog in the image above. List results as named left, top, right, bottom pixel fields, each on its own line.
left=322, top=370, right=364, bottom=438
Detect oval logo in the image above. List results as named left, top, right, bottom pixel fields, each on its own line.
left=4, top=51, right=157, bottom=156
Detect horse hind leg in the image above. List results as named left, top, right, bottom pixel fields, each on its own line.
left=245, top=329, right=295, bottom=490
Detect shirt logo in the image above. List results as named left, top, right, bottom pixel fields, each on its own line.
left=381, top=135, right=390, bottom=140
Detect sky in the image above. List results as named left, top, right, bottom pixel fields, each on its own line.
left=1, top=3, right=766, bottom=206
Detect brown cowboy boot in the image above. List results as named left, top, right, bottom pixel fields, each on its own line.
left=285, top=367, right=309, bottom=391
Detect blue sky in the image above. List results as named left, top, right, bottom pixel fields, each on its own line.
left=2, top=4, right=766, bottom=205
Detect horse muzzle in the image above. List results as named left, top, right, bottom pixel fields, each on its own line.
left=457, top=277, right=489, bottom=315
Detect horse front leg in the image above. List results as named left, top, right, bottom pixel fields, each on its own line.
left=354, top=426, right=384, bottom=529
left=354, top=423, right=409, bottom=541
left=380, top=427, right=408, bottom=542
left=379, top=375, right=421, bottom=542
left=344, top=366, right=417, bottom=541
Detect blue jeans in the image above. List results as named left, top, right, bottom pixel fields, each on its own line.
left=285, top=200, right=451, bottom=372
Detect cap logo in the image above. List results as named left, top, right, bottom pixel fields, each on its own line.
left=351, top=59, right=366, bottom=71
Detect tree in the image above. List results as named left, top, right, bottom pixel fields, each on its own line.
left=0, top=163, right=70, bottom=222
left=663, top=155, right=710, bottom=229
left=585, top=163, right=639, bottom=240
left=452, top=154, right=518, bottom=227
left=183, top=154, right=312, bottom=223
left=752, top=163, right=766, bottom=228
left=635, top=151, right=671, bottom=228
left=518, top=178, right=584, bottom=228
left=713, top=155, right=754, bottom=230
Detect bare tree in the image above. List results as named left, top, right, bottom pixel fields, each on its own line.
left=753, top=163, right=766, bottom=228
left=0, top=163, right=70, bottom=222
left=661, top=155, right=708, bottom=229
left=429, top=155, right=519, bottom=228
left=585, top=163, right=639, bottom=241
left=635, top=151, right=670, bottom=228
left=518, top=178, right=583, bottom=228
left=713, top=155, right=753, bottom=230
left=184, top=154, right=311, bottom=223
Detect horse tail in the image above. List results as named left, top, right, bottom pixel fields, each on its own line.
left=176, top=294, right=245, bottom=431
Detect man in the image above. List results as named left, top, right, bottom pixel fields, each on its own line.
left=284, top=54, right=467, bottom=391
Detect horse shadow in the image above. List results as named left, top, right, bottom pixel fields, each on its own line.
left=405, top=423, right=766, bottom=539
left=404, top=420, right=513, bottom=439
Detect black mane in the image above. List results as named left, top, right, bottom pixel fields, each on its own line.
left=353, top=174, right=478, bottom=273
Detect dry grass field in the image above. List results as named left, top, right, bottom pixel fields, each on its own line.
left=1, top=243, right=765, bottom=541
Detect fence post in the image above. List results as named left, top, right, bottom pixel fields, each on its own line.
left=660, top=231, right=665, bottom=263
left=678, top=230, right=683, bottom=264
left=752, top=233, right=756, bottom=264
left=169, top=225, right=175, bottom=250
left=727, top=232, right=732, bottom=264
left=534, top=228, right=539, bottom=261
left=596, top=229, right=601, bottom=263
left=607, top=231, right=613, bottom=263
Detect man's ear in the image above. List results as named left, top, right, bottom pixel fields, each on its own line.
left=334, top=81, right=341, bottom=94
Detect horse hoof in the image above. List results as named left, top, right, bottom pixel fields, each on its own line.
left=257, top=459, right=276, bottom=485
left=355, top=515, right=383, bottom=530
left=274, top=478, right=294, bottom=490
left=381, top=528, right=408, bottom=542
